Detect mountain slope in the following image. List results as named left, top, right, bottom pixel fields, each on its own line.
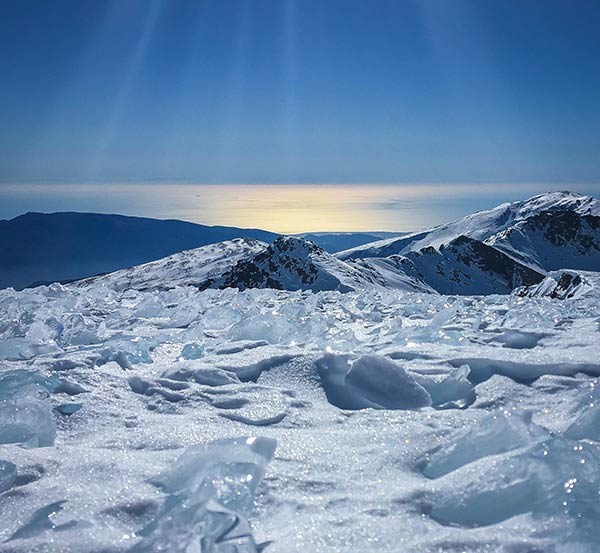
left=338, top=192, right=599, bottom=294
left=339, top=191, right=600, bottom=270
left=204, top=236, right=383, bottom=293
left=487, top=210, right=600, bottom=272
left=384, top=235, right=545, bottom=295
left=514, top=270, right=599, bottom=300
left=0, top=212, right=278, bottom=290
left=74, top=238, right=268, bottom=292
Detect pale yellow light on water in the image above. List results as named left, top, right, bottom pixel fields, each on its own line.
left=2, top=183, right=590, bottom=234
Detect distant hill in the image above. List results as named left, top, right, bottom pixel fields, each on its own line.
left=0, top=212, right=278, bottom=289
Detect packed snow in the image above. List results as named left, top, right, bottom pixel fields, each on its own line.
left=1, top=273, right=600, bottom=552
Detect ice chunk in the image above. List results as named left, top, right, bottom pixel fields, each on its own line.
left=229, top=313, right=294, bottom=344
left=203, top=304, right=243, bottom=330
left=430, top=435, right=600, bottom=541
left=130, top=490, right=261, bottom=553
left=0, top=370, right=56, bottom=447
left=565, top=393, right=600, bottom=442
left=54, top=403, right=82, bottom=416
left=152, top=436, right=277, bottom=515
left=317, top=354, right=377, bottom=410
left=423, top=409, right=548, bottom=478
left=134, top=295, right=166, bottom=318
left=0, top=337, right=61, bottom=361
left=58, top=313, right=99, bottom=346
left=6, top=500, right=80, bottom=541
left=428, top=365, right=475, bottom=408
left=0, top=460, right=17, bottom=493
left=96, top=336, right=154, bottom=369
left=178, top=343, right=204, bottom=360
left=131, top=437, right=276, bottom=553
left=345, top=355, right=431, bottom=410
left=161, top=363, right=240, bottom=387
left=317, top=354, right=431, bottom=410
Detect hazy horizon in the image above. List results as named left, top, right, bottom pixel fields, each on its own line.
left=2, top=182, right=598, bottom=234
left=2, top=2, right=599, bottom=233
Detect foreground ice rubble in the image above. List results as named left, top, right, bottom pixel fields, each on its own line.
left=426, top=416, right=600, bottom=546
left=131, top=436, right=276, bottom=553
left=0, top=281, right=600, bottom=551
left=0, top=370, right=57, bottom=447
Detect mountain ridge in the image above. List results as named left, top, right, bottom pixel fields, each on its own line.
left=5, top=191, right=600, bottom=295
left=0, top=211, right=279, bottom=290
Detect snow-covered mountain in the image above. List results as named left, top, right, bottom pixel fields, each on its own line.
left=73, top=236, right=435, bottom=294
left=0, top=212, right=278, bottom=290
left=66, top=192, right=599, bottom=296
left=204, top=236, right=382, bottom=293
left=339, top=191, right=600, bottom=294
left=339, top=191, right=600, bottom=263
left=75, top=238, right=268, bottom=292
left=378, top=235, right=544, bottom=295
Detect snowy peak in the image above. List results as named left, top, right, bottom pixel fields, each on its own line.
left=506, top=191, right=600, bottom=218
left=338, top=191, right=600, bottom=294
left=206, top=236, right=379, bottom=292
left=339, top=191, right=600, bottom=262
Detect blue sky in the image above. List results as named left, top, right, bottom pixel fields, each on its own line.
left=1, top=0, right=600, bottom=185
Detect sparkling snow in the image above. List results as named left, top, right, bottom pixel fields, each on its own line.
left=1, top=278, right=600, bottom=552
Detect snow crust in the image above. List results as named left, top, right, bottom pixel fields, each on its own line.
left=1, top=277, right=600, bottom=551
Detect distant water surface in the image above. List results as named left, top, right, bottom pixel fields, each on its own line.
left=1, top=183, right=598, bottom=233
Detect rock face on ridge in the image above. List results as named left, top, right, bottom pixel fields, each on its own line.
left=205, top=236, right=380, bottom=292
